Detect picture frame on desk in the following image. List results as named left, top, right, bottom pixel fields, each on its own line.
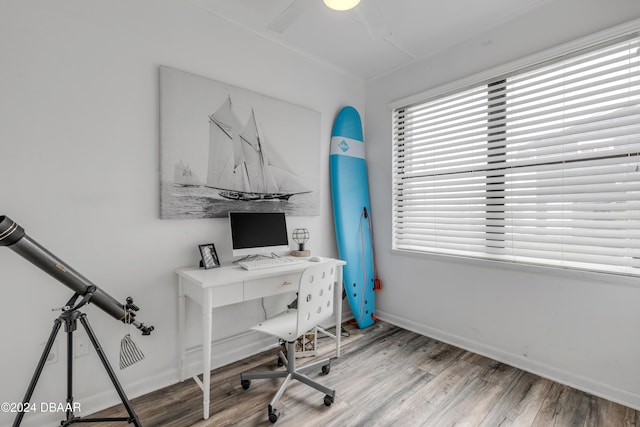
left=198, top=243, right=220, bottom=269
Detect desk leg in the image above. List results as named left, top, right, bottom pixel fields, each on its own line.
left=335, top=264, right=343, bottom=359
left=202, top=297, right=213, bottom=420
left=177, top=278, right=186, bottom=381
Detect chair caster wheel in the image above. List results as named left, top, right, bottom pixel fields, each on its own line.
left=277, top=355, right=284, bottom=367
left=241, top=379, right=251, bottom=390
left=324, top=395, right=334, bottom=406
left=321, top=364, right=330, bottom=375
left=268, top=405, right=280, bottom=423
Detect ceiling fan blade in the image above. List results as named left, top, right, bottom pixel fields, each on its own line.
left=352, top=2, right=391, bottom=40
left=268, top=0, right=311, bottom=33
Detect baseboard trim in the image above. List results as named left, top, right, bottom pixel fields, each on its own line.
left=376, top=309, right=640, bottom=411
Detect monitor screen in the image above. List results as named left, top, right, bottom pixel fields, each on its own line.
left=229, top=212, right=290, bottom=257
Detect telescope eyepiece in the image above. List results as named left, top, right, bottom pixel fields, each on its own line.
left=125, top=296, right=140, bottom=312
left=0, top=216, right=25, bottom=247
left=140, top=324, right=154, bottom=336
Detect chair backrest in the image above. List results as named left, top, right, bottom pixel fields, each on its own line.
left=296, top=261, right=336, bottom=338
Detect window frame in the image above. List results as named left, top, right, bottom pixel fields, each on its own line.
left=389, top=19, right=640, bottom=285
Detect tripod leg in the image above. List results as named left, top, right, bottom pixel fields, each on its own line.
left=65, top=322, right=74, bottom=423
left=13, top=318, right=62, bottom=427
left=78, top=314, right=141, bottom=427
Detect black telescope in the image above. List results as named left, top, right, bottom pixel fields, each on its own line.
left=0, top=215, right=153, bottom=335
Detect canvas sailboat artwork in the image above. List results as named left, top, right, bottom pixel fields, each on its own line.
left=159, top=65, right=319, bottom=219
left=206, top=97, right=309, bottom=201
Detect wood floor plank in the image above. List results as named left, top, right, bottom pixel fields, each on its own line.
left=530, top=382, right=594, bottom=427
left=479, top=371, right=554, bottom=427
left=418, top=340, right=467, bottom=376
left=85, top=321, right=639, bottom=427
left=585, top=396, right=639, bottom=427
left=376, top=352, right=494, bottom=426
left=425, top=376, right=510, bottom=426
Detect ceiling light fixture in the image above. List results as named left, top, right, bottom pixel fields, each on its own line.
left=323, top=0, right=360, bottom=11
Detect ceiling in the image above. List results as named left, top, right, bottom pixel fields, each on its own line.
left=189, top=0, right=557, bottom=81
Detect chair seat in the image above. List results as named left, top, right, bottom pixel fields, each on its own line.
left=250, top=309, right=298, bottom=341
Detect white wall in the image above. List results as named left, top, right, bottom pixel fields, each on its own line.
left=366, top=0, right=640, bottom=411
left=0, top=1, right=364, bottom=425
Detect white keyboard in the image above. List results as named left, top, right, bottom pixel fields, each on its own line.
left=237, top=256, right=305, bottom=271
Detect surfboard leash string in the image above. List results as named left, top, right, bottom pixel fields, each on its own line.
left=366, top=207, right=382, bottom=293
left=355, top=207, right=382, bottom=325
left=357, top=210, right=367, bottom=324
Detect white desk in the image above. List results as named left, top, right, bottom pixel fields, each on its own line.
left=176, top=258, right=345, bottom=420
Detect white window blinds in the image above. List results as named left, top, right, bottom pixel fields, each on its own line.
left=392, top=31, right=640, bottom=277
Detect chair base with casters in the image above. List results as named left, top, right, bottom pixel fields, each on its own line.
left=240, top=340, right=335, bottom=423
left=239, top=262, right=338, bottom=424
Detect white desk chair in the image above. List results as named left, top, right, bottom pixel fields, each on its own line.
left=240, top=261, right=337, bottom=423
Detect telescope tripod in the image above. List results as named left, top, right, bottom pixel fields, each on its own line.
left=14, top=288, right=141, bottom=427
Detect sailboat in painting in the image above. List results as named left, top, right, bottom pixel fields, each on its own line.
left=174, top=160, right=199, bottom=187
left=206, top=97, right=309, bottom=201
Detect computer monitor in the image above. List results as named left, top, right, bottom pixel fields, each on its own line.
left=228, top=211, right=290, bottom=257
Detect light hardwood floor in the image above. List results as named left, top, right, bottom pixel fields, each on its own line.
left=89, top=321, right=639, bottom=426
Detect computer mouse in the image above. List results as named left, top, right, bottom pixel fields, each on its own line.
left=308, top=256, right=323, bottom=262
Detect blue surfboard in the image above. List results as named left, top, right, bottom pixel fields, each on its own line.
left=330, top=106, right=376, bottom=329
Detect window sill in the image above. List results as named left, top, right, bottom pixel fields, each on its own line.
left=390, top=248, right=640, bottom=289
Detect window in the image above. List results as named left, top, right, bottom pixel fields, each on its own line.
left=392, top=30, right=640, bottom=277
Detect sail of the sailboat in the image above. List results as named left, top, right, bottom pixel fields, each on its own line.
left=239, top=109, right=270, bottom=194
left=206, top=97, right=248, bottom=193
left=206, top=98, right=309, bottom=201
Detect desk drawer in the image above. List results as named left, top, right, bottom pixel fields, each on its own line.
left=244, top=273, right=301, bottom=300
left=211, top=282, right=244, bottom=308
